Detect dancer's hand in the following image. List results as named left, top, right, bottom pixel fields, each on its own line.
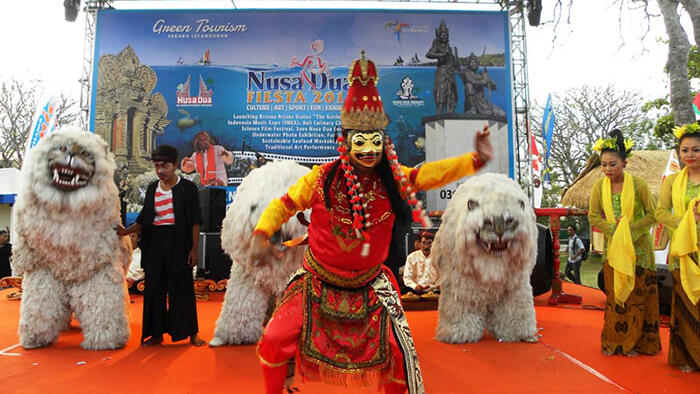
left=475, top=124, right=492, bottom=164
left=249, top=232, right=283, bottom=267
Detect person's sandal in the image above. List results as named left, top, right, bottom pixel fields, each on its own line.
left=7, top=291, right=21, bottom=301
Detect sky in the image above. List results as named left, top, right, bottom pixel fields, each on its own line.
left=0, top=0, right=692, bottom=109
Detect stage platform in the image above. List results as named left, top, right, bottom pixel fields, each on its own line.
left=0, top=283, right=698, bottom=393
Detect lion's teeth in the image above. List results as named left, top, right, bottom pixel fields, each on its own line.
left=53, top=169, right=59, bottom=182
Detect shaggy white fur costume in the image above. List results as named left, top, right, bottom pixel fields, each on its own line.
left=210, top=160, right=309, bottom=346
left=13, top=128, right=131, bottom=350
left=433, top=173, right=538, bottom=344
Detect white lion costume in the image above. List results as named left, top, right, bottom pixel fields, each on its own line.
left=210, top=160, right=309, bottom=346
left=433, top=173, right=538, bottom=343
left=13, top=128, right=131, bottom=350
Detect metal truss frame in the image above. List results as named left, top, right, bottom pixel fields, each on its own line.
left=79, top=1, right=112, bottom=129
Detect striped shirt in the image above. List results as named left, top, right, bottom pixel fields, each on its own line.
left=153, top=178, right=179, bottom=226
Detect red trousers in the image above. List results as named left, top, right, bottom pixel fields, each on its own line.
left=257, top=289, right=407, bottom=394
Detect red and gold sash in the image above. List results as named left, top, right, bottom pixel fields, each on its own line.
left=299, top=272, right=391, bottom=385
left=267, top=267, right=425, bottom=393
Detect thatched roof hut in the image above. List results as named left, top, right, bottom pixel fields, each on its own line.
left=560, top=150, right=672, bottom=209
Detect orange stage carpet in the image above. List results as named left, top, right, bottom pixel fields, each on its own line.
left=1, top=283, right=698, bottom=393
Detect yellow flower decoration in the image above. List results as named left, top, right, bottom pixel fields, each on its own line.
left=674, top=123, right=700, bottom=139
left=592, top=137, right=635, bottom=156
left=674, top=125, right=686, bottom=139
left=592, top=137, right=617, bottom=154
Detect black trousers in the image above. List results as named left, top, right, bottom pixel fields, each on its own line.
left=0, top=259, right=11, bottom=278
left=142, top=226, right=199, bottom=342
left=565, top=260, right=582, bottom=284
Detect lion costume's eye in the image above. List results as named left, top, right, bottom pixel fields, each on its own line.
left=519, top=200, right=525, bottom=210
left=467, top=200, right=479, bottom=211
left=80, top=149, right=94, bottom=161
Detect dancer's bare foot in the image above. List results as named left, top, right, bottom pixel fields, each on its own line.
left=625, top=350, right=638, bottom=357
left=190, top=335, right=206, bottom=346
left=141, top=336, right=163, bottom=347
left=679, top=364, right=696, bottom=373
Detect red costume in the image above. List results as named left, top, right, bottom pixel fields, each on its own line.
left=254, top=52, right=485, bottom=394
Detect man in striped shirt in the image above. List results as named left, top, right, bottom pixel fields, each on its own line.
left=118, top=145, right=205, bottom=347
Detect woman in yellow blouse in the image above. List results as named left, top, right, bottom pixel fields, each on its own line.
left=588, top=129, right=660, bottom=357
left=655, top=122, right=700, bottom=372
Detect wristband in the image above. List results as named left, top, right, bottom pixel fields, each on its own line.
left=472, top=152, right=485, bottom=170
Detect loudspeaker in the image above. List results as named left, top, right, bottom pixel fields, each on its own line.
left=198, top=187, right=226, bottom=232
left=64, top=0, right=80, bottom=22
left=527, top=0, right=542, bottom=27
left=531, top=223, right=554, bottom=296
left=656, top=263, right=673, bottom=317
left=197, top=232, right=232, bottom=281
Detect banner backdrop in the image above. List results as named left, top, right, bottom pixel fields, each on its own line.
left=90, top=9, right=512, bottom=196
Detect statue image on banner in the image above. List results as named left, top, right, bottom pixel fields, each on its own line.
left=426, top=20, right=458, bottom=114
left=459, top=52, right=506, bottom=117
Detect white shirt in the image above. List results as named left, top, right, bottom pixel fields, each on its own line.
left=568, top=235, right=584, bottom=263
left=403, top=250, right=439, bottom=291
